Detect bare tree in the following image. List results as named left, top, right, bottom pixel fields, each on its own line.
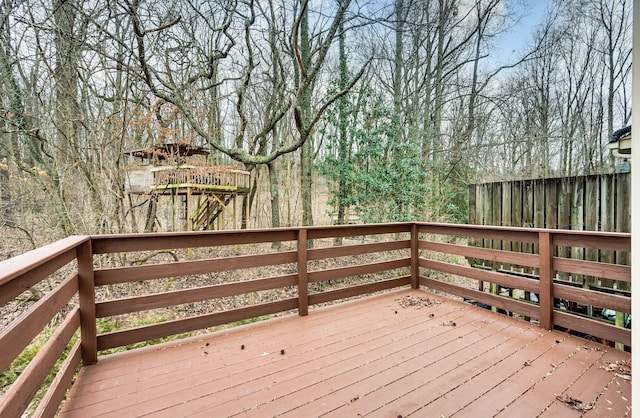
left=118, top=0, right=366, bottom=227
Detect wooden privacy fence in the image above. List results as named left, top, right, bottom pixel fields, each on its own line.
left=469, top=173, right=630, bottom=232
left=0, top=223, right=631, bottom=417
left=468, top=173, right=631, bottom=285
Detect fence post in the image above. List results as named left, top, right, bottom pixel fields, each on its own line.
left=77, top=239, right=97, bottom=365
left=297, top=228, right=309, bottom=316
left=411, top=223, right=419, bottom=289
left=539, top=232, right=554, bottom=330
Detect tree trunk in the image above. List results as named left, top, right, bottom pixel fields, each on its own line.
left=144, top=196, right=157, bottom=232
left=300, top=5, right=314, bottom=227
left=243, top=167, right=258, bottom=229
left=53, top=0, right=79, bottom=235
left=301, top=135, right=313, bottom=226
left=267, top=161, right=281, bottom=228
left=334, top=7, right=349, bottom=244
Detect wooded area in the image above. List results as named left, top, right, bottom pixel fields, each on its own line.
left=0, top=0, right=632, bottom=257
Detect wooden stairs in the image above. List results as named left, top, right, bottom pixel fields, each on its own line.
left=190, top=194, right=236, bottom=230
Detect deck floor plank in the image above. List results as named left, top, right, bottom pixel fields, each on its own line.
left=533, top=344, right=625, bottom=418
left=136, top=297, right=465, bottom=417
left=72, top=296, right=460, bottom=417
left=491, top=340, right=606, bottom=418
left=333, top=324, right=554, bottom=417
left=453, top=336, right=610, bottom=417
left=213, top=308, right=507, bottom=417
left=581, top=375, right=632, bottom=418
left=63, top=293, right=421, bottom=410
left=58, top=289, right=631, bottom=418
left=322, top=321, right=538, bottom=417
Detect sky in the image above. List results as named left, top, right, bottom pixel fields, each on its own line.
left=492, top=0, right=550, bottom=66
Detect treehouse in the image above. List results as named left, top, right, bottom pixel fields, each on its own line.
left=123, top=143, right=250, bottom=231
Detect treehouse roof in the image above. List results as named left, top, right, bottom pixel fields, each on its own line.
left=608, top=125, right=631, bottom=157
left=124, top=143, right=210, bottom=161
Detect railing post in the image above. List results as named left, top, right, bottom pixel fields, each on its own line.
left=411, top=223, right=419, bottom=289
left=297, top=228, right=309, bottom=316
left=539, top=232, right=554, bottom=330
left=77, top=239, right=97, bottom=365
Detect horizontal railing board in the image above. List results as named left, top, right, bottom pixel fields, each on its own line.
left=308, top=240, right=410, bottom=261
left=97, top=299, right=298, bottom=351
left=0, top=235, right=87, bottom=286
left=419, top=241, right=540, bottom=268
left=418, top=258, right=540, bottom=294
left=91, top=229, right=298, bottom=254
left=95, top=274, right=297, bottom=317
left=0, top=249, right=77, bottom=307
left=308, top=258, right=411, bottom=284
left=553, top=257, right=631, bottom=282
left=554, top=283, right=631, bottom=314
left=552, top=233, right=631, bottom=252
left=419, top=276, right=540, bottom=320
left=0, top=274, right=78, bottom=375
left=417, top=223, right=539, bottom=243
left=308, top=277, right=411, bottom=306
left=0, top=307, right=79, bottom=418
left=306, top=223, right=412, bottom=240
left=94, top=251, right=297, bottom=285
left=554, top=310, right=630, bottom=347
left=32, top=339, right=81, bottom=418
left=417, top=221, right=631, bottom=241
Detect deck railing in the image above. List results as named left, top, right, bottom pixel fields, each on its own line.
left=0, top=223, right=631, bottom=417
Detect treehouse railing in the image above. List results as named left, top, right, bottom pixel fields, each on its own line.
left=0, top=223, right=631, bottom=417
left=153, top=167, right=250, bottom=190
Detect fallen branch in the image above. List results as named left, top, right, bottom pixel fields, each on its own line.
left=132, top=250, right=179, bottom=265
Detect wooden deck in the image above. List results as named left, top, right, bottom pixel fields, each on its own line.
left=58, top=289, right=630, bottom=418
